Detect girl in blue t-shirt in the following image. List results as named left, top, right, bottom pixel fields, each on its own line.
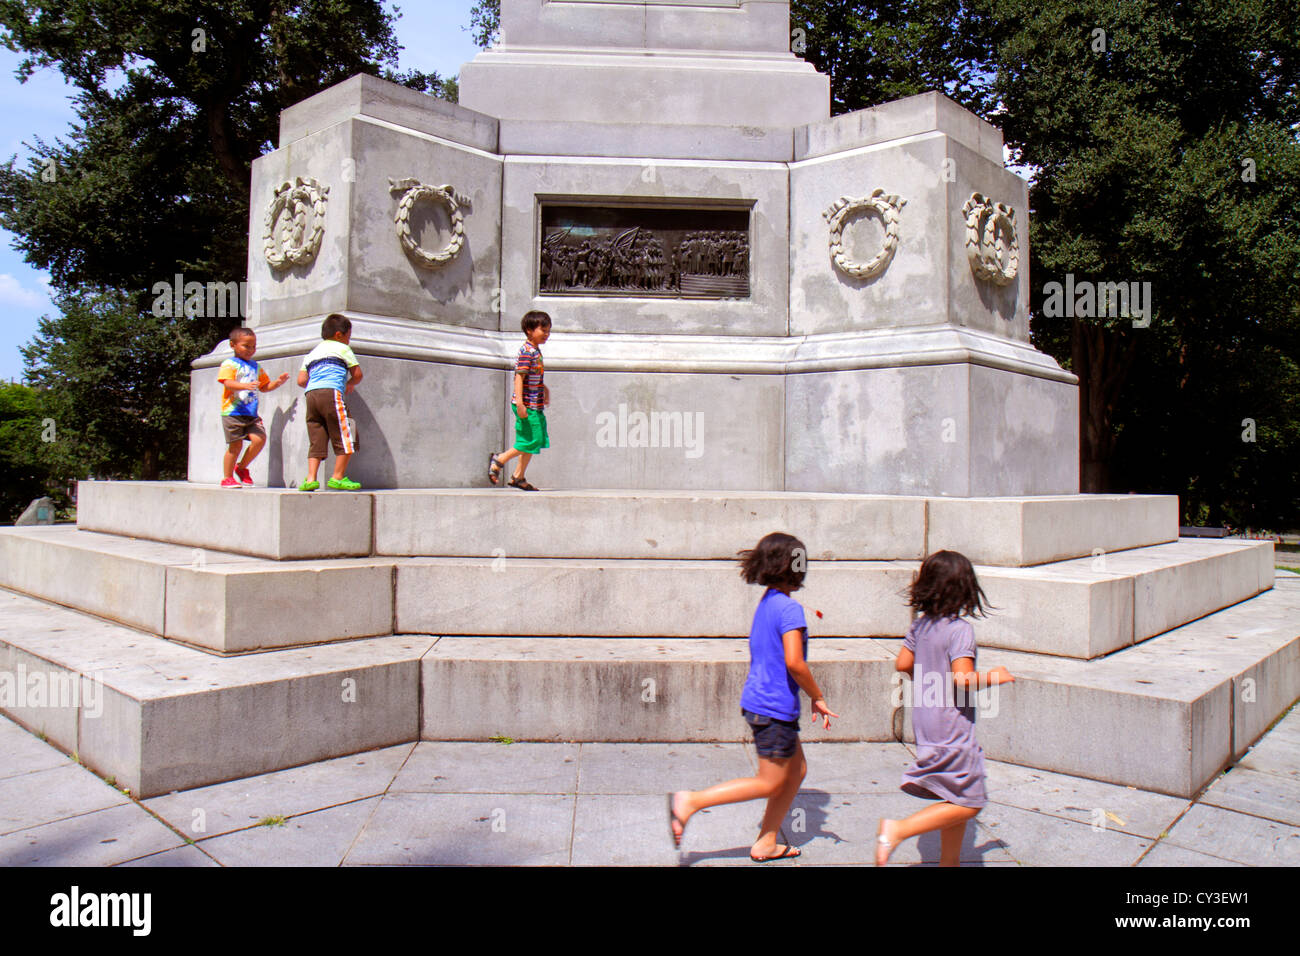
left=668, top=532, right=838, bottom=862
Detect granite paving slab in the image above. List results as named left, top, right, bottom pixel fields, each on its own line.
left=984, top=760, right=1191, bottom=839
left=1136, top=843, right=1247, bottom=867
left=1161, top=802, right=1300, bottom=865
left=780, top=790, right=1015, bottom=866
left=0, top=763, right=129, bottom=835
left=0, top=716, right=73, bottom=779
left=1199, top=767, right=1300, bottom=826
left=0, top=802, right=184, bottom=866
left=116, top=844, right=220, bottom=867
left=976, top=802, right=1155, bottom=866
left=1237, top=733, right=1300, bottom=780
left=389, top=742, right=581, bottom=794
left=199, top=797, right=383, bottom=867
left=569, top=790, right=759, bottom=868
left=344, top=792, right=574, bottom=866
left=144, top=744, right=414, bottom=838
left=578, top=742, right=755, bottom=794
left=800, top=741, right=921, bottom=794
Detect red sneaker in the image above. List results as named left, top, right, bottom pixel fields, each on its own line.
left=235, top=466, right=253, bottom=486
left=220, top=477, right=242, bottom=489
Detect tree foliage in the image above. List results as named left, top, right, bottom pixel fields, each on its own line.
left=967, top=0, right=1300, bottom=526
left=0, top=0, right=453, bottom=483
left=0, top=381, right=64, bottom=521
left=790, top=0, right=995, bottom=115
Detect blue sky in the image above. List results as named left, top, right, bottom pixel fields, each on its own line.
left=0, top=1, right=484, bottom=382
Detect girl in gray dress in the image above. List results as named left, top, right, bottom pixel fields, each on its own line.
left=876, top=550, right=1015, bottom=866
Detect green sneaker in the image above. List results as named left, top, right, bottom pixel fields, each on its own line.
left=327, top=476, right=362, bottom=491
left=298, top=479, right=319, bottom=492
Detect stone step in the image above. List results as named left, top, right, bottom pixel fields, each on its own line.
left=76, top=480, right=372, bottom=560
left=0, top=588, right=430, bottom=797
left=419, top=577, right=1300, bottom=798
left=75, top=481, right=1179, bottom=567
left=395, top=539, right=1272, bottom=659
left=0, top=526, right=1271, bottom=659
left=0, top=526, right=393, bottom=654
left=2, top=577, right=1294, bottom=799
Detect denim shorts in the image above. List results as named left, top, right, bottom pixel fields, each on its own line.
left=742, top=708, right=800, bottom=759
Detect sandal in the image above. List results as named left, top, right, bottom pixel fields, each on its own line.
left=488, top=454, right=503, bottom=485
left=751, top=844, right=801, bottom=862
left=508, top=477, right=538, bottom=491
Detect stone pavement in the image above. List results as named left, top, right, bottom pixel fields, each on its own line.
left=1, top=705, right=1297, bottom=867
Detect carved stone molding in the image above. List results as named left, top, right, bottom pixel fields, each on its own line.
left=263, top=177, right=328, bottom=270
left=963, top=192, right=1018, bottom=286
left=822, top=189, right=906, bottom=281
left=389, top=178, right=466, bottom=269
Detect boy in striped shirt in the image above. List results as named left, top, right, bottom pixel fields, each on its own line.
left=297, top=313, right=363, bottom=491
left=488, top=311, right=551, bottom=491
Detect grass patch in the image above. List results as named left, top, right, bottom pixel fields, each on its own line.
left=1276, top=566, right=1300, bottom=574
left=489, top=734, right=515, bottom=745
left=257, top=815, right=288, bottom=827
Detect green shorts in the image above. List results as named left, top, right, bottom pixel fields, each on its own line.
left=513, top=407, right=549, bottom=454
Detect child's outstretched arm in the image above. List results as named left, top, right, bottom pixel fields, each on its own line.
left=782, top=629, right=839, bottom=729
left=952, top=658, right=1015, bottom=691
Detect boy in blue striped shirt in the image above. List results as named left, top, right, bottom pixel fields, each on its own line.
left=297, top=313, right=363, bottom=491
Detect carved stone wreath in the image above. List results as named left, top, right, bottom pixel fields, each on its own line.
left=962, top=192, right=1019, bottom=286
left=389, top=178, right=465, bottom=269
left=822, top=189, right=907, bottom=280
left=263, top=177, right=329, bottom=270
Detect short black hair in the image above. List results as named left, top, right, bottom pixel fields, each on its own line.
left=321, top=313, right=351, bottom=340
left=907, top=550, right=991, bottom=619
left=228, top=327, right=254, bottom=345
left=521, top=310, right=552, bottom=334
left=738, top=532, right=807, bottom=591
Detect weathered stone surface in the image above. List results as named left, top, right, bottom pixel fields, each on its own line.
left=78, top=480, right=371, bottom=559
left=927, top=494, right=1178, bottom=567
left=0, top=588, right=429, bottom=797
left=14, top=496, right=55, bottom=526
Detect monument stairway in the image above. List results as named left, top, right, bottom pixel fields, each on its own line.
left=0, top=481, right=1294, bottom=801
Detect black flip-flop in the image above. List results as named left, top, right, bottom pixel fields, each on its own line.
left=750, top=844, right=801, bottom=862
left=508, top=477, right=539, bottom=491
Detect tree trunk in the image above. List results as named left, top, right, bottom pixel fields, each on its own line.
left=141, top=444, right=159, bottom=482
left=1073, top=319, right=1139, bottom=493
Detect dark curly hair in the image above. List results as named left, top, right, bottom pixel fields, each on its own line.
left=738, top=532, right=807, bottom=591
left=907, top=550, right=990, bottom=619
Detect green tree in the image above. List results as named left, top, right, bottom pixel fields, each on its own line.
left=0, top=0, right=452, bottom=480
left=967, top=0, right=1300, bottom=525
left=22, top=289, right=198, bottom=481
left=0, top=381, right=64, bottom=521
left=790, top=0, right=994, bottom=115
left=468, top=0, right=499, bottom=48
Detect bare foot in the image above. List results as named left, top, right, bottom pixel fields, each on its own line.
left=669, top=792, right=691, bottom=847
left=876, top=819, right=896, bottom=866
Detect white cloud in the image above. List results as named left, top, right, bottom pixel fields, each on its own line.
left=0, top=273, right=53, bottom=308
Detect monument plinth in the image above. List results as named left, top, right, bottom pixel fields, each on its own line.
left=1, top=2, right=1289, bottom=810
left=188, top=0, right=1074, bottom=496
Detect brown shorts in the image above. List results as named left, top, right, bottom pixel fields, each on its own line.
left=223, top=415, right=266, bottom=444
left=305, top=388, right=355, bottom=459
